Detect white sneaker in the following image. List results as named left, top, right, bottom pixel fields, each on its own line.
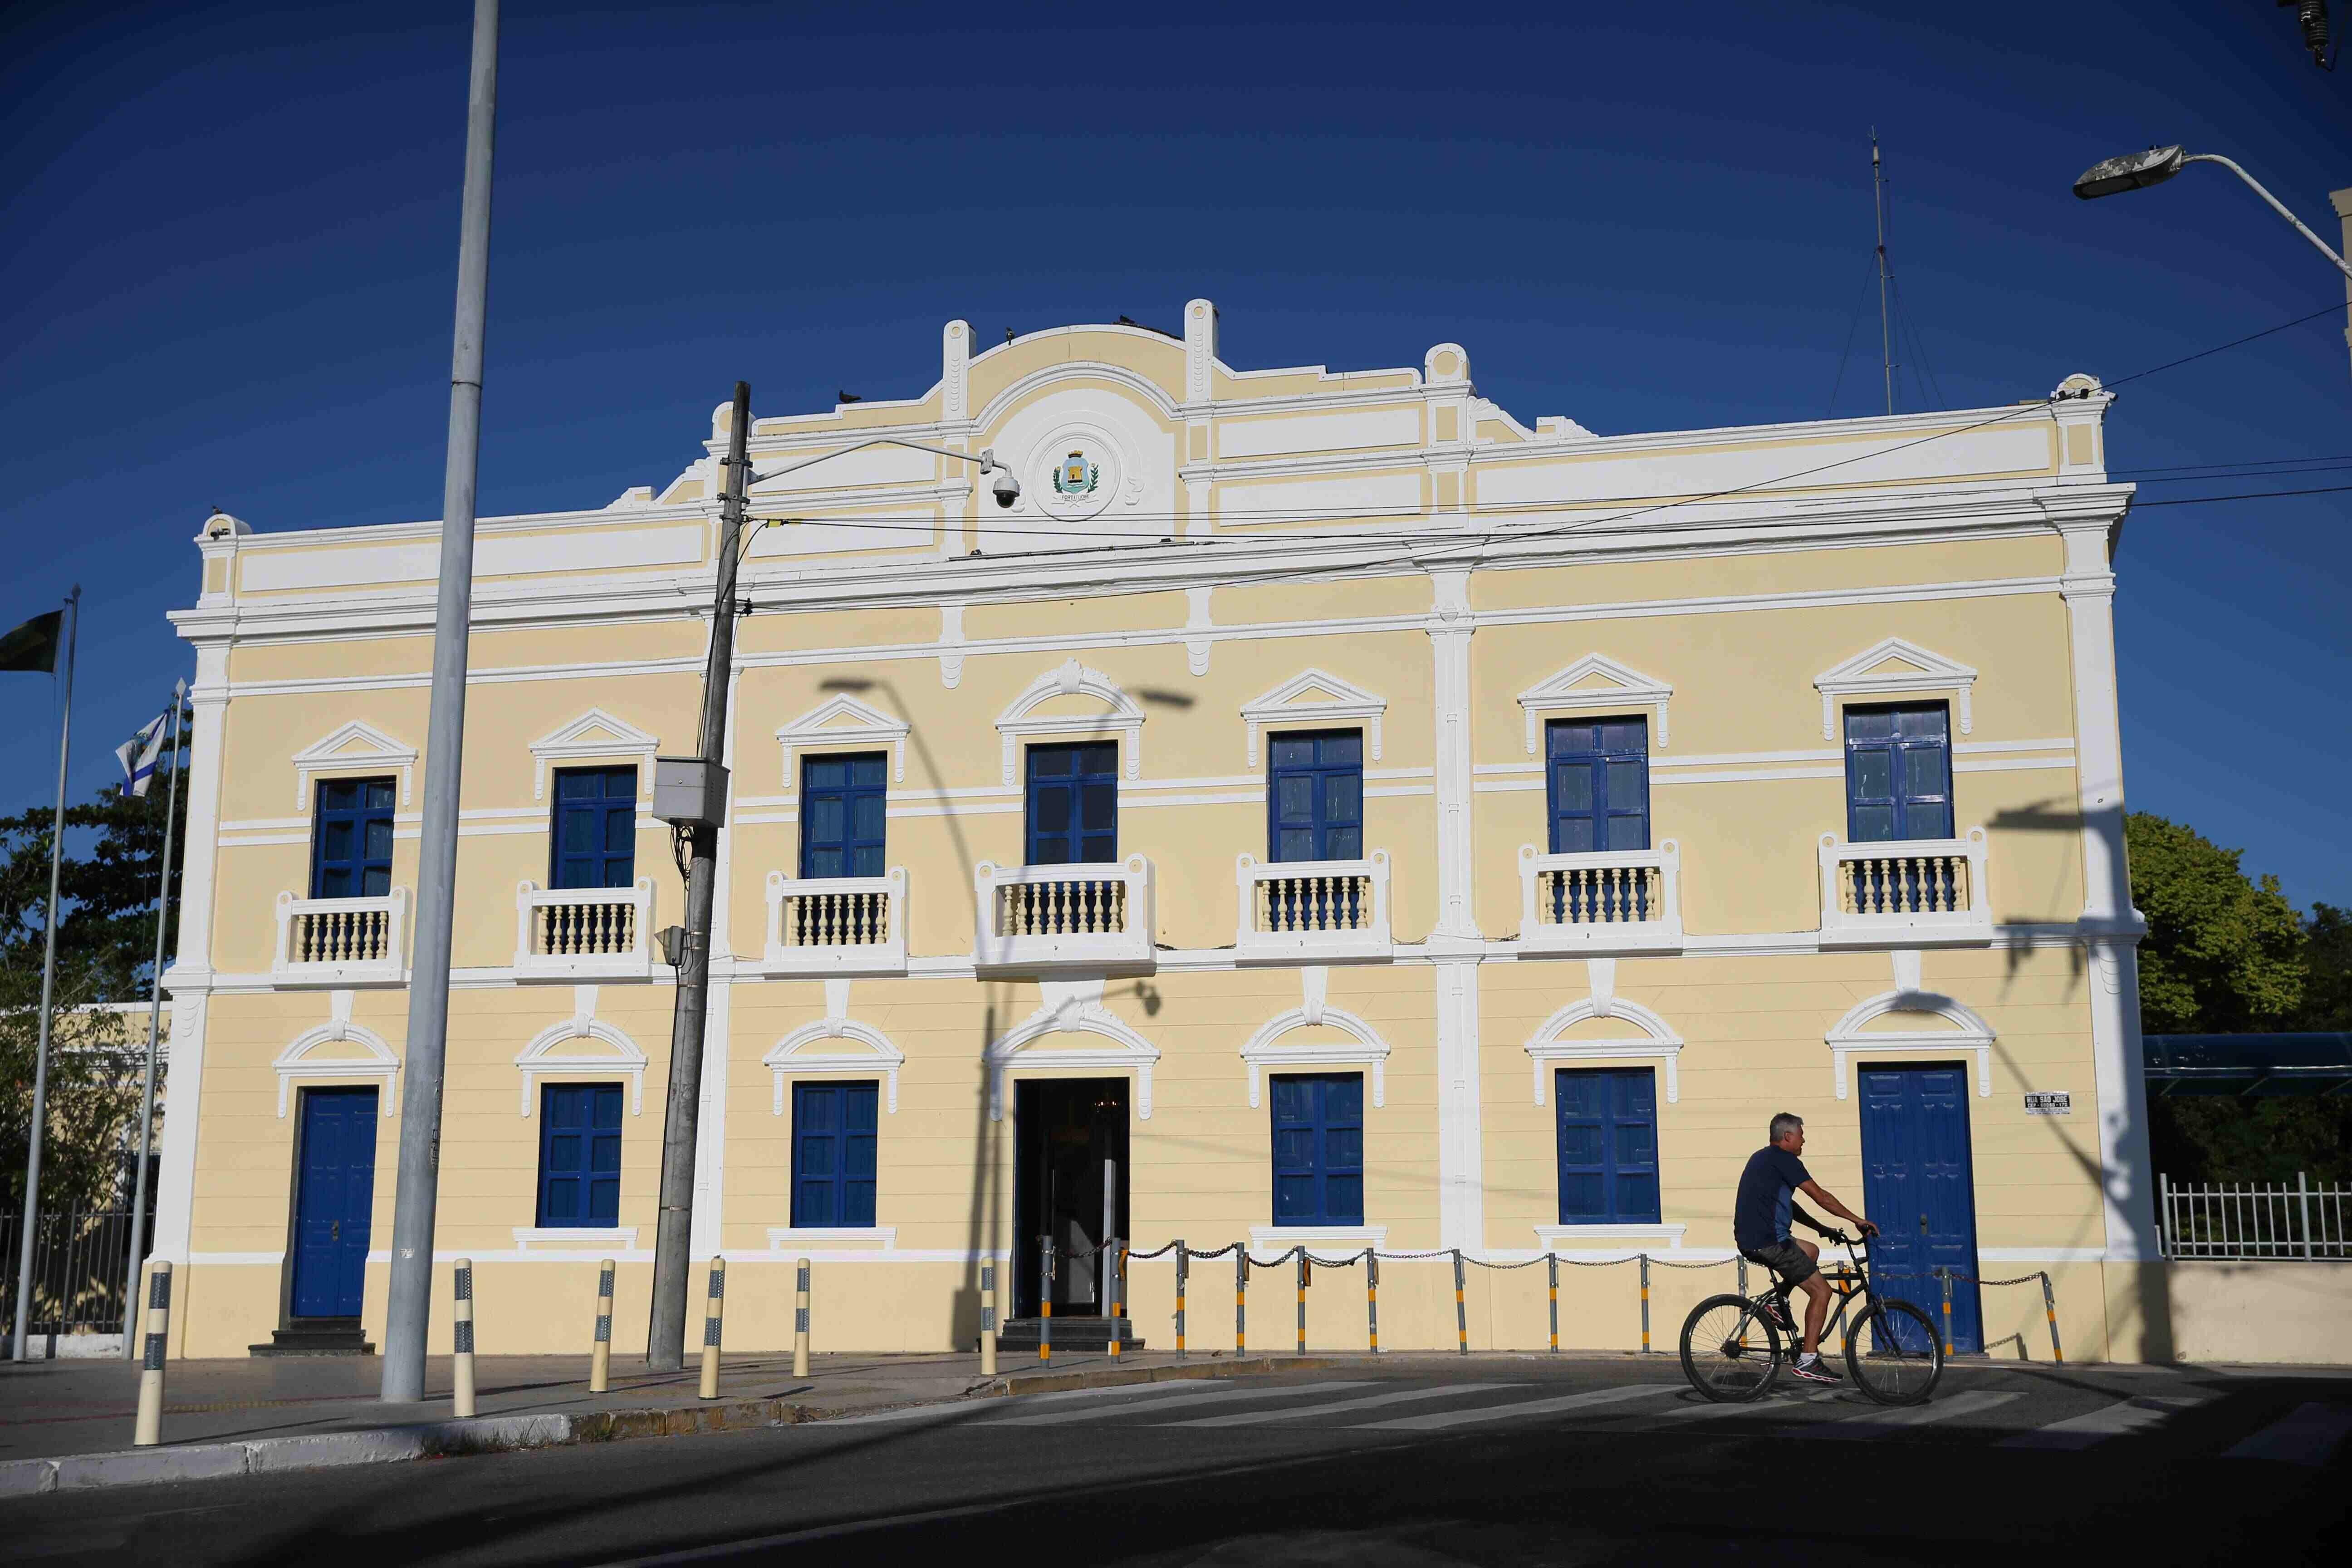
left=1788, top=1353, right=1842, bottom=1385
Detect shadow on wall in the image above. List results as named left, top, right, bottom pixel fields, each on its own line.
left=2163, top=1259, right=2352, bottom=1365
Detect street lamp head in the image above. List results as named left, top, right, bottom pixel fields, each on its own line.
left=2073, top=145, right=2186, bottom=200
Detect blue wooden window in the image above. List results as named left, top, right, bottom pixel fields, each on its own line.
left=310, top=777, right=396, bottom=899
left=1844, top=703, right=1952, bottom=843
left=800, top=753, right=887, bottom=878
left=552, top=766, right=637, bottom=889
left=1267, top=730, right=1363, bottom=862
left=1547, top=718, right=1649, bottom=855
left=1270, top=1073, right=1364, bottom=1226
left=1025, top=742, right=1118, bottom=865
left=1554, top=1068, right=1660, bottom=1224
left=792, top=1081, right=879, bottom=1227
left=536, top=1083, right=622, bottom=1227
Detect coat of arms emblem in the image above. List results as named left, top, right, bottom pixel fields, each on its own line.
left=1054, top=450, right=1099, bottom=496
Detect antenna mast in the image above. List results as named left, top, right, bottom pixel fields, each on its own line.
left=1872, top=131, right=1895, bottom=415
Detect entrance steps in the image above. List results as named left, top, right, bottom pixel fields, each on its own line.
left=249, top=1318, right=376, bottom=1357
left=995, top=1317, right=1143, bottom=1354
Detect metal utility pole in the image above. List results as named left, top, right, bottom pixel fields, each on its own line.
left=1873, top=132, right=1895, bottom=416
left=382, top=0, right=500, bottom=1405
left=120, top=681, right=186, bottom=1358
left=11, top=587, right=77, bottom=1362
left=646, top=380, right=752, bottom=1370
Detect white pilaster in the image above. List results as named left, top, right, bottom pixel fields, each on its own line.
left=2058, top=517, right=2158, bottom=1263
left=1426, top=567, right=1485, bottom=1251
left=152, top=641, right=230, bottom=1266
left=1428, top=569, right=1477, bottom=939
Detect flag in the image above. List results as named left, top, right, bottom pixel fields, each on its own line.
left=0, top=608, right=63, bottom=672
left=117, top=710, right=170, bottom=798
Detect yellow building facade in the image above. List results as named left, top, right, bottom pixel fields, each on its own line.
left=156, top=304, right=2166, bottom=1361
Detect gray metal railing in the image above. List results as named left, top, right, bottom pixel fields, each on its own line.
left=0, top=1210, right=150, bottom=1337
left=2158, top=1172, right=2349, bottom=1260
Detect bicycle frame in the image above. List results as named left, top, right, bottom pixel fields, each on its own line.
left=1755, top=1236, right=1882, bottom=1345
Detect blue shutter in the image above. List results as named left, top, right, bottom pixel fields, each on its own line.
left=1546, top=719, right=1649, bottom=857
left=1843, top=703, right=1952, bottom=843
left=800, top=753, right=888, bottom=878
left=793, top=1081, right=880, bottom=1226
left=1024, top=742, right=1118, bottom=865
left=310, top=777, right=396, bottom=898
left=537, top=1083, right=623, bottom=1227
left=553, top=766, right=638, bottom=889
left=1266, top=730, right=1364, bottom=863
left=1269, top=1072, right=1365, bottom=1226
left=1554, top=1068, right=1660, bottom=1224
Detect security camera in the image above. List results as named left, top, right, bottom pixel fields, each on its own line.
left=990, top=466, right=1021, bottom=509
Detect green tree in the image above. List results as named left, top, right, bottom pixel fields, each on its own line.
left=0, top=962, right=136, bottom=1214
left=2293, top=902, right=2352, bottom=1032
left=2125, top=812, right=2305, bottom=1032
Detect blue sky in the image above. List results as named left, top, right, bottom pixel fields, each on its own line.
left=4, top=1, right=2347, bottom=907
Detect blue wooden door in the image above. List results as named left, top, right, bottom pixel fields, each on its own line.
left=1270, top=1073, right=1364, bottom=1226
left=792, top=1081, right=879, bottom=1226
left=1858, top=1065, right=1981, bottom=1352
left=291, top=1087, right=377, bottom=1318
left=536, top=1083, right=623, bottom=1227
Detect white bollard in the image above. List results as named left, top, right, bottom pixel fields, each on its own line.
left=980, top=1259, right=998, bottom=1377
left=698, top=1257, right=725, bottom=1400
left=590, top=1258, right=615, bottom=1394
left=452, top=1258, right=477, bottom=1418
left=792, top=1256, right=811, bottom=1378
left=132, top=1260, right=172, bottom=1447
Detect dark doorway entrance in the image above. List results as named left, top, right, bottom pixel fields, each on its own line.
left=1011, top=1077, right=1129, bottom=1320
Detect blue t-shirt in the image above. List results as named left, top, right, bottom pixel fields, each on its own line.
left=1733, top=1144, right=1812, bottom=1252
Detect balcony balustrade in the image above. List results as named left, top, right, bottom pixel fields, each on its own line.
left=974, top=855, right=1154, bottom=972
left=1234, top=851, right=1391, bottom=961
left=762, top=867, right=908, bottom=976
left=1516, top=842, right=1684, bottom=956
left=514, top=877, right=655, bottom=980
left=271, top=888, right=408, bottom=985
left=1818, top=828, right=1991, bottom=946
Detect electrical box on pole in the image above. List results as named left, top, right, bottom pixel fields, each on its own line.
left=652, top=757, right=728, bottom=831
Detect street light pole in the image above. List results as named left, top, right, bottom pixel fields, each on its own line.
left=382, top=0, right=500, bottom=1404
left=2074, top=144, right=2352, bottom=285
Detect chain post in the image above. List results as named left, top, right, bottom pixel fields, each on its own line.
left=1638, top=1253, right=1651, bottom=1355
left=2039, top=1272, right=2065, bottom=1363
left=1547, top=1253, right=1559, bottom=1354
left=589, top=1258, right=615, bottom=1393
left=1174, top=1242, right=1188, bottom=1357
left=1452, top=1249, right=1468, bottom=1356
left=792, top=1256, right=812, bottom=1377
left=1038, top=1238, right=1053, bottom=1363
left=1937, top=1266, right=1954, bottom=1357
left=1235, top=1249, right=1248, bottom=1355
left=1366, top=1249, right=1379, bottom=1354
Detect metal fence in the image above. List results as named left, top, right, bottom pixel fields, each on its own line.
left=0, top=1210, right=150, bottom=1338
left=2158, top=1172, right=2350, bottom=1260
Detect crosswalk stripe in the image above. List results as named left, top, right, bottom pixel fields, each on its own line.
left=1796, top=1389, right=2022, bottom=1439
left=1651, top=1388, right=1848, bottom=1424
left=991, top=1381, right=1377, bottom=1426
left=1349, top=1382, right=1681, bottom=1431
left=823, top=1375, right=1274, bottom=1426
left=1996, top=1394, right=2210, bottom=1451
left=1159, top=1383, right=1527, bottom=1428
left=2221, top=1402, right=2352, bottom=1466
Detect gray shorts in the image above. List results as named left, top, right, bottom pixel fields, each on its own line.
left=1740, top=1240, right=1817, bottom=1289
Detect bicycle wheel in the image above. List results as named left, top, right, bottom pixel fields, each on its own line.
left=1843, top=1298, right=1943, bottom=1406
left=1680, top=1294, right=1781, bottom=1403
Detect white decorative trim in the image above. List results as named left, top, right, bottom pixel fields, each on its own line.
left=984, top=985, right=1160, bottom=1121
left=1248, top=1225, right=1387, bottom=1252
left=1536, top=1223, right=1689, bottom=1249
left=1824, top=990, right=1994, bottom=1099
left=1518, top=655, right=1673, bottom=752
left=1234, top=851, right=1392, bottom=962
left=1525, top=996, right=1684, bottom=1105
left=1814, top=637, right=1976, bottom=739
left=774, top=694, right=909, bottom=786
left=767, top=1227, right=897, bottom=1250
left=291, top=720, right=416, bottom=808
left=273, top=991, right=399, bottom=1117
left=516, top=995, right=647, bottom=1115
left=528, top=708, right=659, bottom=799
left=513, top=1226, right=637, bottom=1251
left=1185, top=585, right=1215, bottom=676
left=1240, top=1003, right=1391, bottom=1109
left=1240, top=668, right=1386, bottom=766
left=762, top=868, right=908, bottom=976
left=1817, top=830, right=1991, bottom=946
left=764, top=1017, right=905, bottom=1114
left=995, top=659, right=1144, bottom=783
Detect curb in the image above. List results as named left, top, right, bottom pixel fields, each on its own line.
left=0, top=1398, right=815, bottom=1499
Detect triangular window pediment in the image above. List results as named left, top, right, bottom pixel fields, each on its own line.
left=1518, top=655, right=1672, bottom=752
left=1814, top=637, right=1976, bottom=739
left=291, top=721, right=417, bottom=808
left=777, top=695, right=910, bottom=785
left=528, top=708, right=659, bottom=800
left=1240, top=668, right=1386, bottom=765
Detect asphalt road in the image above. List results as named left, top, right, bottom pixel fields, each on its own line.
left=6, top=1359, right=2348, bottom=1565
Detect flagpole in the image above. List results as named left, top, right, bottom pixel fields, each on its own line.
left=12, top=586, right=78, bottom=1362
left=120, top=683, right=184, bottom=1359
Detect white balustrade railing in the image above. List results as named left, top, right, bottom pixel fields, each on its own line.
left=974, top=855, right=1154, bottom=970
left=1517, top=843, right=1683, bottom=956
left=514, top=878, right=654, bottom=979
left=763, top=868, right=908, bottom=975
left=1818, top=829, right=1990, bottom=944
left=271, top=889, right=408, bottom=985
left=1235, top=852, right=1391, bottom=960
left=2160, top=1172, right=2348, bottom=1260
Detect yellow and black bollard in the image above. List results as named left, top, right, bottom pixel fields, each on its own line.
left=1638, top=1253, right=1652, bottom=1355
left=452, top=1258, right=477, bottom=1418
left=589, top=1258, right=615, bottom=1394
left=2040, top=1272, right=2065, bottom=1363
left=1294, top=1250, right=1308, bottom=1355
left=698, top=1257, right=725, bottom=1400
left=1038, top=1240, right=1053, bottom=1363
left=1452, top=1250, right=1468, bottom=1357
left=131, top=1260, right=172, bottom=1448
left=1365, top=1249, right=1380, bottom=1354
left=793, top=1256, right=812, bottom=1378
left=1174, top=1242, right=1188, bottom=1357
left=1547, top=1253, right=1559, bottom=1355
left=1936, top=1267, right=1955, bottom=1357
left=1235, top=1250, right=1248, bottom=1355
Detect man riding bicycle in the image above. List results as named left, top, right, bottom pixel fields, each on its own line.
left=1734, top=1112, right=1878, bottom=1384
